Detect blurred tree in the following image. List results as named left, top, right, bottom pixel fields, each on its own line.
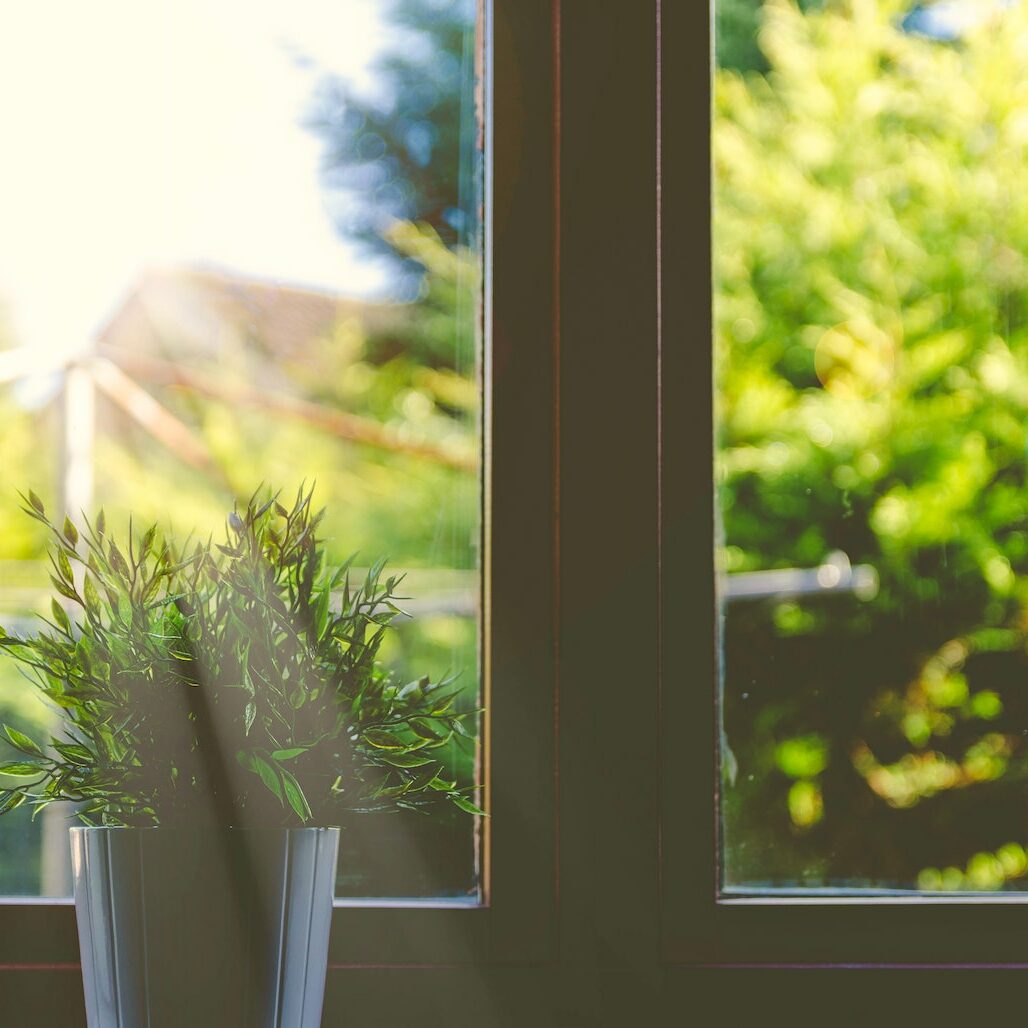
left=716, top=0, right=822, bottom=72
left=304, top=0, right=478, bottom=296
left=717, top=0, right=770, bottom=71
left=717, top=0, right=1028, bottom=889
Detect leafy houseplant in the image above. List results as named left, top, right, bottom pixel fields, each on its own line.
left=0, top=486, right=482, bottom=1027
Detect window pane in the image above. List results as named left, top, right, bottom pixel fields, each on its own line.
left=0, top=0, right=482, bottom=900
left=716, top=0, right=1028, bottom=892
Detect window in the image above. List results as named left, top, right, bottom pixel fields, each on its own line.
left=5, top=4, right=1014, bottom=1023
left=717, top=0, right=1028, bottom=899
left=0, top=1, right=484, bottom=904
left=0, top=4, right=563, bottom=1018
left=0, top=2, right=787, bottom=1022
left=663, top=0, right=1028, bottom=974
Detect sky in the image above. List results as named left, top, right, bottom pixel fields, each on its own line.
left=0, top=0, right=389, bottom=359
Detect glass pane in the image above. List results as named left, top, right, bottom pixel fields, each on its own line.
left=716, top=0, right=1028, bottom=893
left=0, top=0, right=483, bottom=900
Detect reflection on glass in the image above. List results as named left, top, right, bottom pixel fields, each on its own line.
left=717, top=0, right=1028, bottom=892
left=0, top=0, right=482, bottom=899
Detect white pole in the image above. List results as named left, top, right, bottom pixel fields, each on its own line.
left=59, top=361, right=95, bottom=530
left=40, top=358, right=95, bottom=897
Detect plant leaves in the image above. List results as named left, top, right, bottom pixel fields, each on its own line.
left=378, top=751, right=435, bottom=768
left=83, top=576, right=102, bottom=618
left=244, top=702, right=257, bottom=736
left=363, top=729, right=407, bottom=749
left=0, top=762, right=46, bottom=778
left=270, top=747, right=307, bottom=760
left=451, top=795, right=486, bottom=815
left=54, top=743, right=93, bottom=766
left=279, top=767, right=311, bottom=822
left=49, top=575, right=79, bottom=603
left=3, top=726, right=44, bottom=758
left=252, top=754, right=283, bottom=803
left=0, top=792, right=27, bottom=814
left=0, top=483, right=486, bottom=829
left=56, top=548, right=75, bottom=586
left=108, top=541, right=130, bottom=579
left=407, top=765, right=442, bottom=792
left=51, top=599, right=71, bottom=635
left=409, top=717, right=446, bottom=742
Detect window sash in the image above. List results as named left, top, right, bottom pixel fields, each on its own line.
left=660, top=0, right=1028, bottom=968
left=0, top=0, right=560, bottom=975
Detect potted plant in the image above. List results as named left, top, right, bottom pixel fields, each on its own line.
left=0, top=486, right=482, bottom=1027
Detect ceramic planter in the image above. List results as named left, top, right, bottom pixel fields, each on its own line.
left=70, top=826, right=339, bottom=1028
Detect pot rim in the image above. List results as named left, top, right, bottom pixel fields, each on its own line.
left=69, top=825, right=340, bottom=834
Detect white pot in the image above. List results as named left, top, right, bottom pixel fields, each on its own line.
left=70, top=826, right=339, bottom=1028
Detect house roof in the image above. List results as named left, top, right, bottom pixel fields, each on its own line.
left=97, top=265, right=396, bottom=369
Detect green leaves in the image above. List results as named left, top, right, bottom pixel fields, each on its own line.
left=271, top=747, right=308, bottom=760
left=56, top=548, right=74, bottom=587
left=53, top=743, right=93, bottom=766
left=363, top=729, right=407, bottom=749
left=107, top=541, right=130, bottom=580
left=4, top=726, right=43, bottom=758
left=0, top=485, right=483, bottom=829
left=0, top=792, right=27, bottom=815
left=0, top=761, right=47, bottom=778
left=251, top=753, right=284, bottom=802
left=242, top=751, right=312, bottom=822
left=83, top=576, right=102, bottom=619
left=244, top=701, right=257, bottom=736
left=279, top=767, right=311, bottom=822
left=379, top=752, right=435, bottom=768
left=451, top=795, right=486, bottom=816
left=51, top=599, right=71, bottom=636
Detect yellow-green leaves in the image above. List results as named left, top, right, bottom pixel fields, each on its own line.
left=50, top=599, right=71, bottom=636
left=3, top=726, right=43, bottom=758
left=0, top=761, right=46, bottom=778
left=774, top=735, right=828, bottom=779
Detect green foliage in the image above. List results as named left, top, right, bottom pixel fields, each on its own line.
left=305, top=0, right=478, bottom=289
left=716, top=0, right=822, bottom=72
left=86, top=223, right=480, bottom=578
left=717, top=1, right=1028, bottom=885
left=0, top=487, right=482, bottom=829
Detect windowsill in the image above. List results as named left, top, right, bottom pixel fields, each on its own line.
left=0, top=894, right=484, bottom=908
left=721, top=888, right=1028, bottom=904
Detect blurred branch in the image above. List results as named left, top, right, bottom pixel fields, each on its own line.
left=98, top=345, right=478, bottom=474
left=89, top=357, right=227, bottom=483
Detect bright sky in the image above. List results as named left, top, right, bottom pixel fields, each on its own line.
left=0, top=0, right=388, bottom=358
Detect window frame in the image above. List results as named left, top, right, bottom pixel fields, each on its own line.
left=660, top=0, right=1028, bottom=971
left=7, top=0, right=1022, bottom=1013
left=0, top=1, right=805, bottom=1020
left=0, top=0, right=559, bottom=982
